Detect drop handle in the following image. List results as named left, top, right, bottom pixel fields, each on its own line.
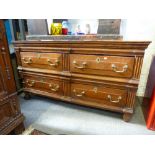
left=107, top=95, right=122, bottom=103
left=111, top=64, right=128, bottom=73
left=73, top=60, right=87, bottom=69
left=47, top=59, right=59, bottom=67
left=22, top=58, right=32, bottom=64
left=49, top=84, right=59, bottom=92
left=73, top=89, right=85, bottom=97
left=26, top=80, right=35, bottom=87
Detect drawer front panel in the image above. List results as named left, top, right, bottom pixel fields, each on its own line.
left=23, top=74, right=63, bottom=95
left=71, top=82, right=127, bottom=108
left=70, top=54, right=134, bottom=78
left=20, top=52, right=63, bottom=71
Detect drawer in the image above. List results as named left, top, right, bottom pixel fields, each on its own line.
left=71, top=82, right=127, bottom=108
left=20, top=52, right=63, bottom=71
left=70, top=54, right=134, bottom=78
left=23, top=74, right=64, bottom=96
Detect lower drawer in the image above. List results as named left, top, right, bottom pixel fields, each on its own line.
left=23, top=74, right=64, bottom=96
left=71, top=82, right=127, bottom=108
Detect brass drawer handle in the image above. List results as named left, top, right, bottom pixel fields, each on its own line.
left=47, top=59, right=59, bottom=67
left=111, top=64, right=128, bottom=73
left=49, top=84, right=59, bottom=92
left=73, top=89, right=85, bottom=97
left=73, top=60, right=87, bottom=69
left=26, top=80, right=35, bottom=87
left=107, top=95, right=122, bottom=103
left=22, top=58, right=32, bottom=64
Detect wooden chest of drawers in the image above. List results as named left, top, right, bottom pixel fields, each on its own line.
left=14, top=40, right=150, bottom=122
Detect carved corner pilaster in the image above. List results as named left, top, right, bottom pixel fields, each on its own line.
left=133, top=56, right=143, bottom=79
left=126, top=91, right=136, bottom=109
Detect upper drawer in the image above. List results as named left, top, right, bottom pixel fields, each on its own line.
left=70, top=54, right=135, bottom=78
left=20, top=52, right=63, bottom=71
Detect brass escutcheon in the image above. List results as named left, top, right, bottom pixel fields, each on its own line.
left=93, top=87, right=98, bottom=93
left=96, top=57, right=107, bottom=63
left=96, top=57, right=101, bottom=63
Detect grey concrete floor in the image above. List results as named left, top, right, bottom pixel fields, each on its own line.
left=19, top=94, right=155, bottom=134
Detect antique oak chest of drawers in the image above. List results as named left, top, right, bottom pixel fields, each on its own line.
left=14, top=40, right=150, bottom=122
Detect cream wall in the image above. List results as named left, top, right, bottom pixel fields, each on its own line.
left=122, top=19, right=155, bottom=96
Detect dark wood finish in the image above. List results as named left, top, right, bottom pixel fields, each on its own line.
left=13, top=39, right=150, bottom=122
left=23, top=73, right=64, bottom=96
left=71, top=82, right=127, bottom=108
left=24, top=92, right=31, bottom=100
left=20, top=52, right=63, bottom=71
left=11, top=122, right=25, bottom=134
left=123, top=113, right=132, bottom=122
left=0, top=20, right=24, bottom=135
left=70, top=54, right=134, bottom=78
